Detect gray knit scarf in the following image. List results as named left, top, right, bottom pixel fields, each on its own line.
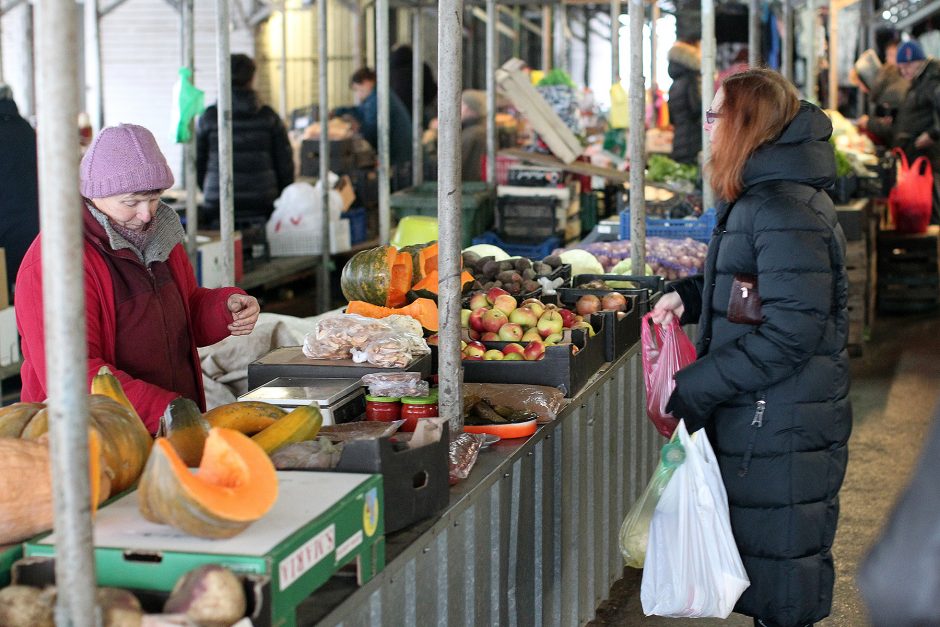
left=87, top=202, right=185, bottom=266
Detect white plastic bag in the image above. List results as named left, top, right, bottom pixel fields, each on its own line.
left=640, top=420, right=750, bottom=618
left=266, top=177, right=350, bottom=255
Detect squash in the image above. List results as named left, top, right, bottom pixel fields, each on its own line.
left=203, top=401, right=286, bottom=435
left=401, top=241, right=439, bottom=281
left=158, top=398, right=210, bottom=467
left=91, top=365, right=145, bottom=427
left=137, top=428, right=279, bottom=539
left=345, top=298, right=439, bottom=332
left=340, top=245, right=413, bottom=307
left=0, top=431, right=110, bottom=545
left=410, top=269, right=476, bottom=295
left=251, top=405, right=323, bottom=454
left=0, top=402, right=46, bottom=437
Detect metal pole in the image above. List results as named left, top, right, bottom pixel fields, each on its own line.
left=412, top=8, right=424, bottom=186
left=828, top=1, right=838, bottom=110
left=513, top=6, right=521, bottom=59
left=182, top=0, right=198, bottom=263
left=701, top=0, right=716, bottom=211
left=486, top=0, right=497, bottom=186
left=438, top=0, right=464, bottom=434
left=782, top=0, right=794, bottom=82
left=805, top=0, right=817, bottom=101
left=611, top=0, right=620, bottom=81
left=651, top=1, right=659, bottom=121
left=18, top=3, right=35, bottom=119
left=35, top=0, right=96, bottom=622
left=628, top=0, right=645, bottom=273
left=216, top=0, right=235, bottom=286
left=582, top=8, right=591, bottom=87
left=83, top=0, right=103, bottom=132
left=377, top=0, right=391, bottom=244
left=541, top=5, right=551, bottom=71
left=553, top=2, right=565, bottom=71
left=353, top=1, right=363, bottom=71
left=749, top=0, right=760, bottom=67
left=318, top=0, right=331, bottom=313
left=280, top=1, right=288, bottom=121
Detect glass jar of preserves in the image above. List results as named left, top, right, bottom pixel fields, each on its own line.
left=365, top=395, right=402, bottom=422
left=399, top=394, right=439, bottom=432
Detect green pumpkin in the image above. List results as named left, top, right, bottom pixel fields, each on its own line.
left=340, top=245, right=414, bottom=307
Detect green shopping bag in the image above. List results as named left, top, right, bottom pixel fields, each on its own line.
left=173, top=67, right=205, bottom=143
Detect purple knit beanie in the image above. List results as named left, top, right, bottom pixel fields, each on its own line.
left=80, top=124, right=175, bottom=198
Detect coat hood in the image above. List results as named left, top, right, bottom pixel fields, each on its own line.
left=668, top=41, right=701, bottom=79
left=741, top=102, right=836, bottom=191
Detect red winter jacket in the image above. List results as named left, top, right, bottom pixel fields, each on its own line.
left=15, top=225, right=243, bottom=433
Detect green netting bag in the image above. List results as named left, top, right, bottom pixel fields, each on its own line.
left=172, top=67, right=205, bottom=143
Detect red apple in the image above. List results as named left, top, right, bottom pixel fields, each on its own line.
left=523, top=341, right=546, bottom=361
left=557, top=308, right=577, bottom=328
left=464, top=340, right=486, bottom=358
left=468, top=329, right=481, bottom=340
left=486, top=287, right=510, bottom=305
left=469, top=292, right=490, bottom=311
left=481, top=331, right=500, bottom=342
left=521, top=327, right=542, bottom=342
left=601, top=292, right=628, bottom=312
left=509, top=306, right=538, bottom=328
left=576, top=295, right=602, bottom=316
left=537, top=310, right=564, bottom=338
left=482, top=308, right=509, bottom=333
left=469, top=307, right=488, bottom=333
left=520, top=299, right=546, bottom=318
left=497, top=323, right=524, bottom=342
left=502, top=343, right=525, bottom=356
left=493, top=294, right=518, bottom=316
left=483, top=349, right=505, bottom=360
left=460, top=309, right=472, bottom=328
left=464, top=355, right=484, bottom=361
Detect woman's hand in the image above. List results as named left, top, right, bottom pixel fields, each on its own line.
left=227, top=294, right=260, bottom=336
left=650, top=291, right=685, bottom=326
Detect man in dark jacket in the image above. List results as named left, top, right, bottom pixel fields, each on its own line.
left=389, top=44, right=437, bottom=129
left=857, top=29, right=908, bottom=144
left=667, top=38, right=702, bottom=165
left=196, top=54, right=295, bottom=227
left=0, top=83, right=40, bottom=299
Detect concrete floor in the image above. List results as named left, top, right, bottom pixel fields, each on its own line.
left=589, top=311, right=940, bottom=627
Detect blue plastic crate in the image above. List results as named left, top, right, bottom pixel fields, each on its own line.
left=472, top=231, right=561, bottom=259
left=342, top=206, right=368, bottom=244
left=619, top=208, right=717, bottom=243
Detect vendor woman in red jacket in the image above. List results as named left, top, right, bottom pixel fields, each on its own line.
left=15, top=124, right=260, bottom=434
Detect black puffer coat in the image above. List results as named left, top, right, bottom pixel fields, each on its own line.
left=886, top=58, right=940, bottom=171
left=670, top=103, right=852, bottom=627
left=0, top=98, right=40, bottom=297
left=196, top=88, right=294, bottom=222
left=667, top=41, right=702, bottom=165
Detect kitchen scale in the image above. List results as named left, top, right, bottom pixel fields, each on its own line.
left=238, top=377, right=365, bottom=425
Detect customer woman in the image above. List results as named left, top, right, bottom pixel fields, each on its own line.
left=16, top=124, right=260, bottom=434
left=651, top=69, right=852, bottom=627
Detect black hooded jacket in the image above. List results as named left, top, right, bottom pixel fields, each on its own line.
left=670, top=103, right=852, bottom=627
left=196, top=88, right=294, bottom=222
left=667, top=42, right=703, bottom=165
left=0, top=98, right=39, bottom=297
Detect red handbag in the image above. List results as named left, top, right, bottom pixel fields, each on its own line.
left=889, top=148, right=932, bottom=234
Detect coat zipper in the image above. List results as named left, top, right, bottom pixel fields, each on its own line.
left=737, top=392, right=767, bottom=477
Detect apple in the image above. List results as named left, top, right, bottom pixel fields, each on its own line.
left=572, top=320, right=596, bottom=337
left=460, top=309, right=473, bottom=328
left=464, top=355, right=484, bottom=361
left=469, top=307, right=488, bottom=333
left=543, top=332, right=564, bottom=345
left=557, top=308, right=577, bottom=328
left=576, top=294, right=602, bottom=316
left=493, top=294, right=518, bottom=316
left=486, top=287, right=510, bottom=305
left=521, top=327, right=542, bottom=342
left=483, top=349, right=505, bottom=361
left=601, top=292, right=628, bottom=312
left=482, top=308, right=509, bottom=333
left=502, top=343, right=525, bottom=356
left=520, top=299, right=546, bottom=318
left=542, top=303, right=559, bottom=312
left=498, top=323, right=524, bottom=342
left=523, top=340, right=546, bottom=361
left=468, top=329, right=481, bottom=340
left=481, top=331, right=500, bottom=341
left=426, top=334, right=439, bottom=346
left=469, top=292, right=490, bottom=312
left=464, top=340, right=486, bottom=358
left=509, top=306, right=538, bottom=328
left=502, top=352, right=524, bottom=361
left=537, top=310, right=564, bottom=338
left=460, top=340, right=468, bottom=351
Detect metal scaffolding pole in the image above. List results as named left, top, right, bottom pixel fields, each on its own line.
left=628, top=0, right=645, bottom=272
left=749, top=0, right=760, bottom=67
left=353, top=1, right=363, bottom=71
left=611, top=0, right=620, bottom=81
left=318, top=0, right=331, bottom=313
left=181, top=0, right=198, bottom=263
left=438, top=0, right=464, bottom=434
left=828, top=1, right=838, bottom=110
left=35, top=0, right=96, bottom=621
left=804, top=0, right=817, bottom=101
left=651, top=1, right=659, bottom=117
left=377, top=0, right=391, bottom=244
left=216, top=0, right=235, bottom=286
left=541, top=4, right=551, bottom=70
left=782, top=0, right=794, bottom=82
left=15, top=3, right=35, bottom=119
left=701, top=0, right=716, bottom=211
left=412, top=8, right=424, bottom=186
left=83, top=0, right=103, bottom=132
left=486, top=0, right=497, bottom=186
left=280, top=1, right=288, bottom=121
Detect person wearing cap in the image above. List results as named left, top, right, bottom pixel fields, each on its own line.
left=15, top=124, right=260, bottom=434
left=855, top=29, right=908, bottom=145
left=460, top=90, right=487, bottom=182
left=0, top=83, right=40, bottom=300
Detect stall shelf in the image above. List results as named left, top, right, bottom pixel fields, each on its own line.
left=298, top=344, right=657, bottom=626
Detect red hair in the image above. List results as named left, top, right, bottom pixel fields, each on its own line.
left=707, top=69, right=801, bottom=201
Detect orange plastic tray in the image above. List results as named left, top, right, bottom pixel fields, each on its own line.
left=464, top=418, right=537, bottom=439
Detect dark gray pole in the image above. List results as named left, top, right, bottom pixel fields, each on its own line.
left=628, top=0, right=646, bottom=272
left=782, top=0, right=794, bottom=82
left=181, top=0, right=198, bottom=263
left=215, top=0, right=235, bottom=285
left=412, top=8, right=424, bottom=187
left=749, top=0, right=761, bottom=67
left=377, top=0, right=391, bottom=244
left=611, top=0, right=620, bottom=82
left=319, top=0, right=331, bottom=313
left=701, top=0, right=716, bottom=211
left=486, top=0, right=497, bottom=186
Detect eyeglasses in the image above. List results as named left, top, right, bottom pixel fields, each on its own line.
left=705, top=109, right=724, bottom=124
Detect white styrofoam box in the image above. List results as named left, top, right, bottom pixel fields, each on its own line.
left=196, top=232, right=243, bottom=289
left=267, top=220, right=352, bottom=257
left=0, top=306, right=19, bottom=367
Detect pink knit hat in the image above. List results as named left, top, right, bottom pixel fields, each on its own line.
left=80, top=124, right=175, bottom=198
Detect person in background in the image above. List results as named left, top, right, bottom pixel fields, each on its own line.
left=856, top=29, right=908, bottom=145
left=16, top=124, right=260, bottom=433
left=667, top=36, right=703, bottom=165
left=460, top=90, right=487, bottom=182
left=197, top=53, right=294, bottom=228
left=716, top=48, right=750, bottom=90
left=389, top=44, right=438, bottom=129
left=651, top=69, right=851, bottom=627
left=0, top=83, right=40, bottom=300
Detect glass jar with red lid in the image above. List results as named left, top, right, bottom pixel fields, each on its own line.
left=365, top=395, right=402, bottom=422
left=400, top=391, right=439, bottom=432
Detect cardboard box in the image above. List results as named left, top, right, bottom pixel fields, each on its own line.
left=196, top=231, right=244, bottom=288
left=0, top=306, right=19, bottom=367
left=0, top=247, right=8, bottom=309
left=26, top=472, right=385, bottom=627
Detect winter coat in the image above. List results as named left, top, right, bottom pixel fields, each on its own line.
left=667, top=42, right=703, bottom=165
left=196, top=88, right=295, bottom=222
left=0, top=98, right=40, bottom=298
left=334, top=89, right=414, bottom=165
left=389, top=46, right=438, bottom=128
left=884, top=59, right=940, bottom=170
left=866, top=64, right=909, bottom=144
left=669, top=102, right=852, bottom=627
left=461, top=117, right=487, bottom=182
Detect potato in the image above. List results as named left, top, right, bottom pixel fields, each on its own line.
left=163, top=565, right=246, bottom=627
left=98, top=587, right=144, bottom=627
left=0, top=585, right=55, bottom=627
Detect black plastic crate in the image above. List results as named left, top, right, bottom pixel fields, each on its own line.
left=495, top=195, right=559, bottom=242
left=547, top=291, right=641, bottom=361
left=566, top=274, right=665, bottom=316
left=507, top=166, right=565, bottom=187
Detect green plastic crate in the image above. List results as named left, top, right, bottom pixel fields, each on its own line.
left=580, top=191, right=599, bottom=235
left=390, top=182, right=495, bottom=248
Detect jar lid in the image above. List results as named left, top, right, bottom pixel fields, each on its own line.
left=401, top=395, right=438, bottom=405
left=365, top=395, right=401, bottom=402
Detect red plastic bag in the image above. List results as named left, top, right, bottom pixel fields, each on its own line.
left=641, top=313, right=697, bottom=437
left=889, top=148, right=932, bottom=234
